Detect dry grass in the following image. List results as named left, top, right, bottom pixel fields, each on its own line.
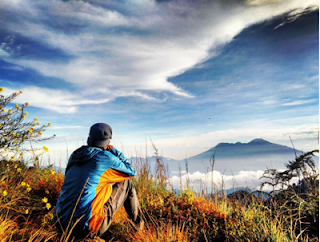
left=0, top=151, right=318, bottom=242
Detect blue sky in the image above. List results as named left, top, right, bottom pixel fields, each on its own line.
left=0, top=0, right=318, bottom=166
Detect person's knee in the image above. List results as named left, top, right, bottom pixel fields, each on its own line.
left=125, top=178, right=133, bottom=186
left=113, top=178, right=131, bottom=188
left=120, top=178, right=134, bottom=190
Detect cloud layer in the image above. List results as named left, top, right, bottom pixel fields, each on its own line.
left=169, top=169, right=302, bottom=191
left=0, top=0, right=318, bottom=112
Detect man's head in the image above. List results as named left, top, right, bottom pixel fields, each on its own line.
left=87, top=123, right=112, bottom=148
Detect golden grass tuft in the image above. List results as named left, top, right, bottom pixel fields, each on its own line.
left=0, top=215, right=18, bottom=242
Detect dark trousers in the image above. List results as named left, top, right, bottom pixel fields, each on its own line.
left=98, top=178, right=142, bottom=236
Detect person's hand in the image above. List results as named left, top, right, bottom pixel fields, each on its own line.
left=105, top=144, right=114, bottom=150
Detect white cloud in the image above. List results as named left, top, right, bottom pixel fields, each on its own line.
left=0, top=49, right=9, bottom=57
left=0, top=0, right=318, bottom=112
left=1, top=83, right=170, bottom=113
left=169, top=170, right=266, bottom=190
left=46, top=0, right=132, bottom=28
left=282, top=99, right=316, bottom=106
left=2, top=86, right=112, bottom=113
left=170, top=169, right=305, bottom=191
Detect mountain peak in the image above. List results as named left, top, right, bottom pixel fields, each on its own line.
left=248, top=138, right=271, bottom=145
left=215, top=138, right=271, bottom=148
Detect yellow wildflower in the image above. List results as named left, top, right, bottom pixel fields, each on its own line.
left=14, top=139, right=18, bottom=143
left=38, top=131, right=42, bottom=135
left=17, top=149, right=20, bottom=152
left=21, top=182, right=26, bottom=187
left=11, top=132, right=15, bottom=136
left=25, top=102, right=29, bottom=106
left=2, top=109, right=5, bottom=112
left=22, top=115, right=25, bottom=119
left=19, top=90, right=23, bottom=94
left=25, top=112, right=29, bottom=115
left=42, top=197, right=48, bottom=203
left=45, top=190, right=49, bottom=194
left=0, top=87, right=4, bottom=92
left=43, top=146, right=49, bottom=152
left=46, top=203, right=51, bottom=210
left=15, top=104, right=19, bottom=109
left=28, top=130, right=33, bottom=134
left=26, top=187, right=31, bottom=192
left=34, top=118, right=38, bottom=121
left=14, top=164, right=17, bottom=168
left=11, top=157, right=15, bottom=162
left=51, top=170, right=55, bottom=175
left=48, top=123, right=52, bottom=127
left=16, top=133, right=19, bottom=136
left=17, top=168, right=22, bottom=173
left=20, top=153, right=23, bottom=157
left=25, top=209, right=29, bottom=214
left=2, top=190, right=8, bottom=196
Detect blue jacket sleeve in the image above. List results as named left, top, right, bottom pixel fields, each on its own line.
left=106, top=148, right=136, bottom=176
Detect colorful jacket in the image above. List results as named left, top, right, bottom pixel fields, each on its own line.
left=53, top=146, right=135, bottom=234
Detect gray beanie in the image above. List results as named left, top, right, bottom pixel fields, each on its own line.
left=87, top=123, right=112, bottom=147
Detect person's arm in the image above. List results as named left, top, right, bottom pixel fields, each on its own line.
left=104, top=147, right=136, bottom=176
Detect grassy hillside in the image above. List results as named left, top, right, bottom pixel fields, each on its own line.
left=0, top=152, right=318, bottom=242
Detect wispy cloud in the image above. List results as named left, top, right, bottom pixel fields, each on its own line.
left=2, top=83, right=169, bottom=113
left=3, top=86, right=111, bottom=113
left=282, top=99, right=316, bottom=106
left=0, top=0, right=318, bottom=112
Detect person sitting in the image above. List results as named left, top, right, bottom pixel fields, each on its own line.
left=54, top=123, right=143, bottom=240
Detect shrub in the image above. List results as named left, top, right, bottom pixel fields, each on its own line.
left=0, top=159, right=62, bottom=240
left=0, top=87, right=54, bottom=166
left=260, top=150, right=319, bottom=240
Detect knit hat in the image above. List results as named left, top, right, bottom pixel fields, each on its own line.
left=87, top=123, right=112, bottom=148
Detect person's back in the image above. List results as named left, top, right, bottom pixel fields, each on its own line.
left=54, top=123, right=142, bottom=239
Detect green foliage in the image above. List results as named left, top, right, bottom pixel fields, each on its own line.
left=260, top=150, right=319, bottom=240
left=179, top=188, right=195, bottom=204
left=132, top=157, right=170, bottom=211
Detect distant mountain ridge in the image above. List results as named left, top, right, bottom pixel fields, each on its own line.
left=190, top=138, right=301, bottom=160
left=128, top=138, right=310, bottom=176
left=183, top=138, right=305, bottom=175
